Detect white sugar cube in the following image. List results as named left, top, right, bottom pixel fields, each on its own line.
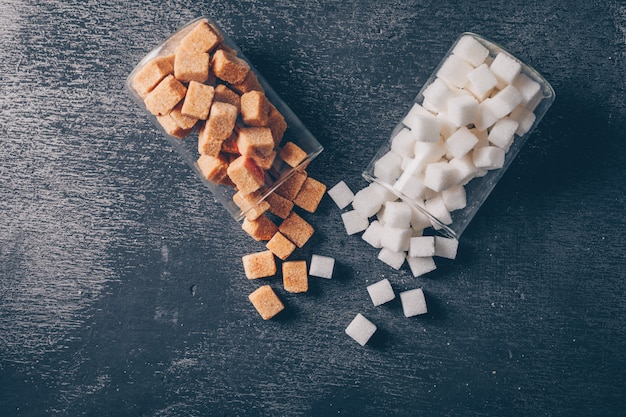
left=381, top=201, right=412, bottom=229
left=406, top=256, right=437, bottom=278
left=512, top=73, right=542, bottom=108
left=377, top=247, right=406, bottom=270
left=309, top=254, right=335, bottom=279
left=345, top=313, right=377, bottom=346
left=441, top=184, right=467, bottom=211
left=437, top=112, right=457, bottom=139
left=423, top=161, right=460, bottom=192
left=362, top=220, right=384, bottom=248
left=409, top=236, right=435, bottom=257
left=449, top=155, right=478, bottom=185
left=352, top=186, right=381, bottom=218
left=489, top=52, right=522, bottom=88
left=422, top=78, right=457, bottom=113
left=437, top=55, right=473, bottom=88
left=473, top=145, right=505, bottom=170
left=434, top=236, right=459, bottom=259
left=341, top=210, right=369, bottom=235
left=466, top=63, right=498, bottom=101
left=488, top=117, right=519, bottom=151
left=327, top=181, right=354, bottom=209
left=402, top=103, right=433, bottom=128
left=406, top=113, right=441, bottom=143
left=445, top=126, right=479, bottom=159
left=453, top=35, right=489, bottom=67
left=381, top=225, right=411, bottom=252
left=510, top=105, right=536, bottom=136
left=446, top=94, right=479, bottom=127
left=400, top=288, right=428, bottom=317
left=393, top=170, right=426, bottom=200
left=484, top=85, right=522, bottom=119
left=367, top=278, right=395, bottom=306
left=474, top=99, right=499, bottom=131
left=413, top=141, right=447, bottom=168
left=369, top=181, right=398, bottom=202
left=425, top=195, right=452, bottom=227
left=391, top=128, right=416, bottom=158
left=373, top=151, right=403, bottom=183
left=409, top=203, right=431, bottom=231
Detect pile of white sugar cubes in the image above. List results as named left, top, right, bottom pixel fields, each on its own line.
left=332, top=34, right=548, bottom=347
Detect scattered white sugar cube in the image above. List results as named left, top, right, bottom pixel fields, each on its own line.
left=391, top=128, right=416, bottom=158
left=448, top=155, right=478, bottom=185
left=400, top=288, right=428, bottom=317
left=381, top=201, right=412, bottom=229
left=422, top=78, right=457, bottom=113
left=434, top=236, right=459, bottom=259
left=362, top=219, right=384, bottom=248
left=380, top=225, right=411, bottom=252
left=453, top=35, right=489, bottom=67
left=341, top=210, right=369, bottom=235
left=327, top=181, right=354, bottom=209
left=488, top=117, right=519, bottom=151
left=466, top=63, right=498, bottom=101
left=474, top=99, right=499, bottom=131
left=394, top=170, right=426, bottom=200
left=445, top=126, right=480, bottom=159
left=441, top=184, right=467, bottom=211
left=406, top=256, right=437, bottom=278
left=423, top=161, right=460, bottom=192
left=489, top=52, right=522, bottom=88
left=377, top=247, right=406, bottom=270
left=473, top=145, right=505, bottom=170
left=345, top=313, right=377, bottom=346
left=409, top=236, right=435, bottom=257
left=425, top=195, right=452, bottom=226
left=510, top=105, right=536, bottom=136
left=367, top=278, right=396, bottom=306
left=309, top=254, right=335, bottom=279
left=446, top=94, right=479, bottom=127
left=352, top=185, right=383, bottom=218
left=484, top=85, right=522, bottom=119
left=512, top=73, right=542, bottom=108
left=437, top=55, right=473, bottom=88
left=406, top=113, right=441, bottom=143
left=373, top=151, right=403, bottom=183
left=410, top=203, right=432, bottom=231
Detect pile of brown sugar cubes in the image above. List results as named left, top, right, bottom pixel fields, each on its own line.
left=130, top=18, right=328, bottom=320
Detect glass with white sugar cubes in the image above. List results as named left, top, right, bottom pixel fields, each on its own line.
left=126, top=17, right=323, bottom=221
left=363, top=33, right=555, bottom=239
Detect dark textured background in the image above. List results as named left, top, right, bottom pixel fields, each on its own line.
left=1, top=1, right=625, bottom=416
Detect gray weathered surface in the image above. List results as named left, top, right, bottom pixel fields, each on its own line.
left=1, top=0, right=625, bottom=416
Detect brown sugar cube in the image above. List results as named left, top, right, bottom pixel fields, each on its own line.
left=174, top=46, right=210, bottom=83
left=242, top=250, right=276, bottom=279
left=293, top=177, right=326, bottom=213
left=221, top=133, right=239, bottom=154
left=252, top=150, right=276, bottom=171
left=279, top=211, right=314, bottom=248
left=267, top=104, right=288, bottom=146
left=211, top=49, right=250, bottom=85
left=144, top=74, right=187, bottom=116
left=237, top=127, right=275, bottom=159
left=214, top=84, right=241, bottom=111
left=157, top=113, right=192, bottom=139
left=197, top=121, right=225, bottom=157
left=242, top=214, right=278, bottom=241
left=206, top=101, right=238, bottom=140
left=197, top=153, right=230, bottom=185
left=279, top=142, right=308, bottom=168
left=227, top=156, right=265, bottom=194
left=170, top=102, right=198, bottom=131
left=266, top=232, right=296, bottom=261
left=248, top=285, right=284, bottom=320
left=282, top=260, right=308, bottom=293
left=132, top=54, right=175, bottom=98
left=181, top=81, right=214, bottom=120
left=265, top=191, right=294, bottom=219
left=179, top=20, right=223, bottom=53
left=231, top=70, right=264, bottom=94
left=233, top=190, right=270, bottom=221
left=275, top=169, right=307, bottom=201
left=240, top=90, right=270, bottom=126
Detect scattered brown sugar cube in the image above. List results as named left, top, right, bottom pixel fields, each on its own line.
left=174, top=47, right=210, bottom=83
left=233, top=190, right=270, bottom=221
left=293, top=177, right=326, bottom=213
left=267, top=104, right=288, bottom=146
left=197, top=153, right=230, bottom=185
left=181, top=81, right=214, bottom=120
left=237, top=127, right=275, bottom=159
left=248, top=285, right=284, bottom=320
left=282, top=260, right=308, bottom=293
left=279, top=142, right=308, bottom=168
left=144, top=74, right=187, bottom=116
left=197, top=121, right=225, bottom=157
left=265, top=191, right=294, bottom=219
left=279, top=211, right=314, bottom=248
left=231, top=70, right=264, bottom=94
left=179, top=20, right=223, bottom=53
left=266, top=232, right=296, bottom=260
left=132, top=54, right=175, bottom=98
left=242, top=250, right=276, bottom=279
left=242, top=214, right=278, bottom=241
left=252, top=150, right=276, bottom=170
left=275, top=170, right=307, bottom=201
left=213, top=84, right=241, bottom=111
left=206, top=101, right=238, bottom=140
left=240, top=91, right=270, bottom=126
left=211, top=49, right=250, bottom=85
left=227, top=156, right=266, bottom=194
left=157, top=113, right=193, bottom=139
left=221, top=133, right=239, bottom=154
left=170, top=102, right=198, bottom=131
